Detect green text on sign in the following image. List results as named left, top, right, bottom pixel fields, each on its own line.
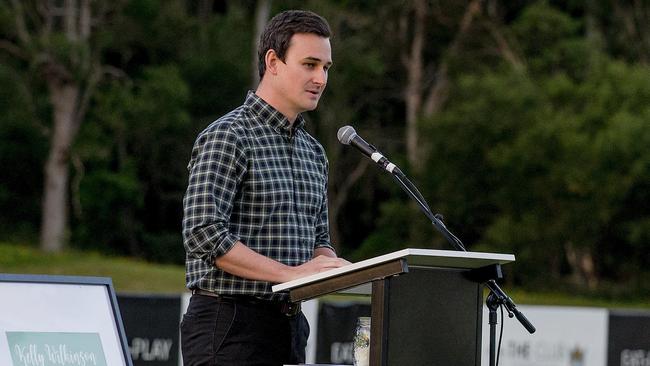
left=6, top=332, right=108, bottom=366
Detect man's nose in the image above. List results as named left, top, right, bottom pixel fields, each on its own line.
left=313, top=68, right=327, bottom=85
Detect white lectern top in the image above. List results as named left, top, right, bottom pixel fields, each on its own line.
left=272, top=248, right=515, bottom=293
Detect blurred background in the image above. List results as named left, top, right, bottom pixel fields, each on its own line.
left=1, top=0, right=649, bottom=304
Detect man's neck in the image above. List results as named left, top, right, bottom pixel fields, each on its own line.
left=255, top=83, right=297, bottom=125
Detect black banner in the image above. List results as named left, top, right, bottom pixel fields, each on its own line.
left=316, top=302, right=371, bottom=364
left=608, top=310, right=650, bottom=366
left=118, top=294, right=181, bottom=366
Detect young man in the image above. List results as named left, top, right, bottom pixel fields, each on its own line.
left=181, top=10, right=349, bottom=366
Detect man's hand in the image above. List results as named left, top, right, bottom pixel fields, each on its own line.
left=286, top=255, right=350, bottom=281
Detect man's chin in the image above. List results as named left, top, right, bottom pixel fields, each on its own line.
left=303, top=100, right=320, bottom=111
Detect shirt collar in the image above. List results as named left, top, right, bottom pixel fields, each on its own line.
left=245, top=91, right=305, bottom=135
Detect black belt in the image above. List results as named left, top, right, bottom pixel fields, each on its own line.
left=192, top=289, right=301, bottom=317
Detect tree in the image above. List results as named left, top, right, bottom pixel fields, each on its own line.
left=400, top=0, right=484, bottom=172
left=0, top=1, right=122, bottom=252
left=66, top=0, right=244, bottom=262
left=73, top=64, right=191, bottom=261
left=420, top=2, right=650, bottom=292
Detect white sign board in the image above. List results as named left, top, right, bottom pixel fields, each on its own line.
left=482, top=305, right=609, bottom=366
left=0, top=274, right=132, bottom=366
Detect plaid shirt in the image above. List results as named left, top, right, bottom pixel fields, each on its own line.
left=182, top=91, right=334, bottom=300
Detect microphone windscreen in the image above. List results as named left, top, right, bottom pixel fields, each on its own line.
left=337, top=125, right=356, bottom=145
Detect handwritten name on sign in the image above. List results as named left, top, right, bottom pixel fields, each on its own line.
left=6, top=332, right=108, bottom=366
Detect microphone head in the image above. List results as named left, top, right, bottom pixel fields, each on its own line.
left=337, top=125, right=357, bottom=145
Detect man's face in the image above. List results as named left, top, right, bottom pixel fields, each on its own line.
left=274, top=33, right=332, bottom=118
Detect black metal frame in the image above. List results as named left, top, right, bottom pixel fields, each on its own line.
left=0, top=273, right=133, bottom=366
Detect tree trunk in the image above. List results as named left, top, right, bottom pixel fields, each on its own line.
left=423, top=0, right=482, bottom=117
left=252, top=0, right=271, bottom=87
left=40, top=83, right=80, bottom=252
left=403, top=0, right=427, bottom=172
left=329, top=159, right=370, bottom=250
left=564, top=242, right=599, bottom=289
left=584, top=0, right=600, bottom=46
left=197, top=0, right=215, bottom=57
left=5, top=0, right=105, bottom=252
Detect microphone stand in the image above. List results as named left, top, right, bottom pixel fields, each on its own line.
left=390, top=171, right=466, bottom=251
left=389, top=169, right=536, bottom=366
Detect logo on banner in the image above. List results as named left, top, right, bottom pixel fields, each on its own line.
left=330, top=342, right=354, bottom=364
left=569, top=346, right=585, bottom=366
left=129, top=337, right=173, bottom=361
left=620, top=349, right=650, bottom=366
left=502, top=340, right=587, bottom=366
left=6, top=332, right=108, bottom=366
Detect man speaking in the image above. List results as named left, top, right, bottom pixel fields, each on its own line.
left=181, top=9, right=348, bottom=366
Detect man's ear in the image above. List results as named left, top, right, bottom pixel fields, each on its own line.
left=265, top=49, right=280, bottom=75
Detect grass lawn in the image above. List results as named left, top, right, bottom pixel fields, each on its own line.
left=1, top=242, right=648, bottom=309
left=0, top=242, right=187, bottom=294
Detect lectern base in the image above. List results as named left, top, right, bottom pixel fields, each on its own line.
left=371, top=267, right=483, bottom=366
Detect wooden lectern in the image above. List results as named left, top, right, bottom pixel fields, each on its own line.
left=273, top=248, right=515, bottom=366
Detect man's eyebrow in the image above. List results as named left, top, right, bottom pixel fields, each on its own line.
left=304, top=56, right=333, bottom=66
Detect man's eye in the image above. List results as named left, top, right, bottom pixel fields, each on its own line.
left=305, top=63, right=315, bottom=68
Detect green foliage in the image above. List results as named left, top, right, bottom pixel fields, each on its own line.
left=417, top=72, right=543, bottom=249
left=347, top=0, right=650, bottom=295
left=0, top=5, right=15, bottom=37
left=420, top=57, right=650, bottom=292
left=74, top=167, right=144, bottom=255
left=2, top=0, right=650, bottom=298
left=181, top=55, right=248, bottom=123
left=512, top=2, right=584, bottom=75
left=350, top=201, right=414, bottom=261
left=0, top=64, right=46, bottom=237
left=73, top=64, right=191, bottom=262
left=65, top=1, right=254, bottom=263
left=178, top=3, right=255, bottom=120
left=509, top=1, right=602, bottom=83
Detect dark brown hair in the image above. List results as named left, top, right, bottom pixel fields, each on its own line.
left=257, top=10, right=331, bottom=79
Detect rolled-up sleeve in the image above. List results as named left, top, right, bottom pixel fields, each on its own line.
left=182, top=125, right=247, bottom=264
left=314, top=158, right=335, bottom=252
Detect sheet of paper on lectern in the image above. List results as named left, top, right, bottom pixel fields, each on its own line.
left=273, top=248, right=515, bottom=293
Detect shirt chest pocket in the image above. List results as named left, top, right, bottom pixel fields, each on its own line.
left=294, top=167, right=325, bottom=218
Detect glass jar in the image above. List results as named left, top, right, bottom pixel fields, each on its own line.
left=353, top=317, right=371, bottom=366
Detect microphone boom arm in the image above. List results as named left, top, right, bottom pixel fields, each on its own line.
left=391, top=171, right=466, bottom=251
left=388, top=168, right=535, bottom=334
left=337, top=124, right=535, bottom=335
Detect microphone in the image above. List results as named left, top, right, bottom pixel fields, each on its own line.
left=337, top=125, right=401, bottom=175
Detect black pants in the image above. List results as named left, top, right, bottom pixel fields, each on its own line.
left=180, top=294, right=309, bottom=366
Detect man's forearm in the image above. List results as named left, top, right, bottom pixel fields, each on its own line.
left=215, top=241, right=349, bottom=284
left=215, top=241, right=293, bottom=283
